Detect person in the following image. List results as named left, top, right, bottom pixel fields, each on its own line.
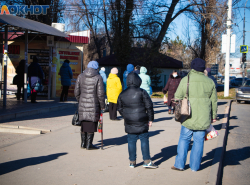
left=99, top=67, right=107, bottom=93
left=15, top=60, right=25, bottom=100
left=106, top=67, right=122, bottom=120
left=123, top=64, right=134, bottom=90
left=139, top=66, right=151, bottom=96
left=117, top=72, right=158, bottom=169
left=205, top=68, right=217, bottom=89
left=74, top=61, right=105, bottom=150
left=59, top=59, right=73, bottom=102
left=171, top=58, right=217, bottom=172
left=134, top=65, right=141, bottom=74
left=28, top=56, right=44, bottom=103
left=162, top=70, right=181, bottom=114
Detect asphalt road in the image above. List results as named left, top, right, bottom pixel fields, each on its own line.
left=221, top=101, right=250, bottom=185
left=0, top=99, right=228, bottom=185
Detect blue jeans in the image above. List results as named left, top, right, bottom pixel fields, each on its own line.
left=174, top=125, right=205, bottom=171
left=127, top=132, right=151, bottom=162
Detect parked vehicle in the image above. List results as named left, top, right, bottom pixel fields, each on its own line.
left=230, top=77, right=249, bottom=87
left=236, top=80, right=250, bottom=103
left=221, top=76, right=236, bottom=84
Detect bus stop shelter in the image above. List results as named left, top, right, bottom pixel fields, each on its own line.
left=0, top=14, right=68, bottom=107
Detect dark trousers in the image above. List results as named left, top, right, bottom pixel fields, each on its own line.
left=109, top=102, right=117, bottom=120
left=17, top=85, right=24, bottom=100
left=60, top=86, right=69, bottom=101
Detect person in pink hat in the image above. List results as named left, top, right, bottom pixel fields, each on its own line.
left=107, top=67, right=122, bottom=120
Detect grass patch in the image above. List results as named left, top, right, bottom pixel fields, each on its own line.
left=151, top=88, right=236, bottom=99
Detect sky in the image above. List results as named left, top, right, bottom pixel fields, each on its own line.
left=169, top=0, right=250, bottom=60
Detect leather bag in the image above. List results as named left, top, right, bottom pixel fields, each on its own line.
left=175, top=75, right=191, bottom=122
left=72, top=109, right=81, bottom=126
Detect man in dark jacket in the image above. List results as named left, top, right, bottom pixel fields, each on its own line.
left=74, top=61, right=105, bottom=150
left=59, top=59, right=73, bottom=102
left=15, top=60, right=25, bottom=100
left=117, top=72, right=158, bottom=169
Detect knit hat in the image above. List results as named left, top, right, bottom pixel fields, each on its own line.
left=111, top=67, right=118, bottom=74
left=191, top=58, right=206, bottom=72
left=101, top=67, right=105, bottom=72
left=127, top=64, right=134, bottom=73
left=87, top=61, right=99, bottom=69
left=205, top=68, right=211, bottom=73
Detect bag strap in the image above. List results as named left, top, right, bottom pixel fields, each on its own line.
left=185, top=75, right=189, bottom=98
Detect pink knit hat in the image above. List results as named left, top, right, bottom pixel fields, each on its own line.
left=111, top=67, right=118, bottom=74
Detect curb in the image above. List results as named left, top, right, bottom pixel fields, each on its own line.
left=0, top=102, right=78, bottom=122
left=207, top=100, right=233, bottom=185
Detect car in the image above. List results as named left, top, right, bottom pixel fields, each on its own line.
left=230, top=77, right=249, bottom=87
left=236, top=80, right=250, bottom=103
left=221, top=76, right=236, bottom=84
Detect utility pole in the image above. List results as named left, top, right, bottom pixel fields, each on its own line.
left=224, top=0, right=232, bottom=97
left=242, top=0, right=248, bottom=85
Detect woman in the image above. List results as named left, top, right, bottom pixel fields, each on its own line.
left=123, top=64, right=134, bottom=90
left=139, top=66, right=151, bottom=96
left=74, top=61, right=105, bottom=150
left=117, top=72, right=158, bottom=169
left=28, top=56, right=44, bottom=103
left=162, top=70, right=181, bottom=114
left=15, top=60, right=25, bottom=100
left=107, top=67, right=122, bottom=120
left=59, top=59, right=73, bottom=102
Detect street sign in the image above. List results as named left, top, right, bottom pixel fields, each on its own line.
left=240, top=45, right=248, bottom=53
left=211, top=64, right=219, bottom=75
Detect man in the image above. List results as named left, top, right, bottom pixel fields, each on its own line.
left=172, top=58, right=217, bottom=172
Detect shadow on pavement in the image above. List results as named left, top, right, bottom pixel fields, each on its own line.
left=154, top=109, right=169, bottom=114
left=154, top=117, right=173, bottom=123
left=0, top=152, right=68, bottom=175
left=96, top=130, right=164, bottom=149
left=218, top=102, right=228, bottom=106
left=223, top=146, right=250, bottom=166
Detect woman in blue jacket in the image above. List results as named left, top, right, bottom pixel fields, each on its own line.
left=60, top=59, right=73, bottom=101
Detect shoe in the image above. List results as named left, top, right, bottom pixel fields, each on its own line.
left=113, top=118, right=121, bottom=121
left=86, top=133, right=99, bottom=150
left=129, top=163, right=136, bottom=168
left=168, top=110, right=171, bottom=114
left=143, top=161, right=158, bottom=169
left=171, top=166, right=184, bottom=171
left=81, top=132, right=87, bottom=148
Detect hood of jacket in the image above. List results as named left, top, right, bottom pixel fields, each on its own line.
left=127, top=72, right=142, bottom=87
left=62, top=62, right=70, bottom=68
left=140, top=66, right=147, bottom=74
left=108, top=73, right=118, bottom=79
left=127, top=64, right=134, bottom=73
left=99, top=70, right=105, bottom=75
left=84, top=67, right=99, bottom=78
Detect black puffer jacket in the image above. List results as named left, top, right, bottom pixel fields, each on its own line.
left=117, top=72, right=154, bottom=134
left=74, top=68, right=105, bottom=122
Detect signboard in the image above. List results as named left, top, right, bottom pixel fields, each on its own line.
left=211, top=64, right=219, bottom=75
left=55, top=49, right=82, bottom=97
left=240, top=45, right=248, bottom=53
left=221, top=34, right=236, bottom=53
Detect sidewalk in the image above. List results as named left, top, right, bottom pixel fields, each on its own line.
left=0, top=98, right=229, bottom=185
left=0, top=95, right=77, bottom=122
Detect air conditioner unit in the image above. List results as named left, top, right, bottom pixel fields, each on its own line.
left=51, top=23, right=65, bottom=32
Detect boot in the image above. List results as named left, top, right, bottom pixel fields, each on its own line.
left=64, top=95, right=68, bottom=102
left=86, top=133, right=99, bottom=150
left=81, top=132, right=87, bottom=148
left=168, top=109, right=171, bottom=114
left=31, top=92, right=37, bottom=103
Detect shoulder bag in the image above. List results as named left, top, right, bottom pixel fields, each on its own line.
left=174, top=75, right=191, bottom=123
left=72, top=107, right=81, bottom=126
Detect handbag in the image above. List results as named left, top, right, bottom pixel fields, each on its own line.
left=175, top=75, right=191, bottom=122
left=72, top=109, right=81, bottom=126
left=163, top=94, right=168, bottom=104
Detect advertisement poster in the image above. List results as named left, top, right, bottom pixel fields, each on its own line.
left=55, top=49, right=82, bottom=97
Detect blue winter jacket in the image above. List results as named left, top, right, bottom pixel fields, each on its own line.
left=60, top=62, right=73, bottom=86
left=139, top=66, right=151, bottom=95
left=123, top=64, right=134, bottom=90
left=99, top=70, right=107, bottom=92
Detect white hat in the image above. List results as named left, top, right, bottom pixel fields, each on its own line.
left=101, top=67, right=105, bottom=72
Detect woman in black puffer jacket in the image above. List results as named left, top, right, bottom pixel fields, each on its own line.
left=74, top=61, right=105, bottom=150
left=117, top=72, right=157, bottom=168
